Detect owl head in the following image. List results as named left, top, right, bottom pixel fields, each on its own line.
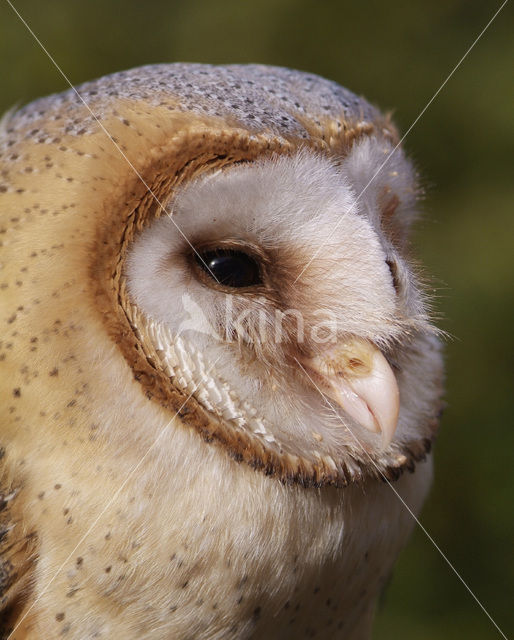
left=1, top=63, right=443, bottom=488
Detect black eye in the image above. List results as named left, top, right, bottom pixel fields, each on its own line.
left=195, top=249, right=262, bottom=288
left=385, top=259, right=400, bottom=293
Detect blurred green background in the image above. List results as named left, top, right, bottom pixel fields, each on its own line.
left=1, top=0, right=512, bottom=637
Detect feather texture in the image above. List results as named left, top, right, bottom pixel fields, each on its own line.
left=0, top=63, right=443, bottom=639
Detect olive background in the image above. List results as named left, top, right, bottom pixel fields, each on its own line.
left=1, top=1, right=512, bottom=638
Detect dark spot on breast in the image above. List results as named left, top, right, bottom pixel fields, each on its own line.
left=237, top=575, right=248, bottom=589
left=12, top=388, right=20, bottom=398
left=55, top=613, right=65, bottom=621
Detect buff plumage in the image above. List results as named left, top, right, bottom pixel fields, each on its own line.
left=0, top=64, right=443, bottom=639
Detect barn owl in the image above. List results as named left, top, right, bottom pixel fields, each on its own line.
left=0, top=64, right=443, bottom=639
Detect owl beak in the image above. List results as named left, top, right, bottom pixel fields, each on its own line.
left=300, top=339, right=400, bottom=448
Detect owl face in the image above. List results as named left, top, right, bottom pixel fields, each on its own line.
left=125, top=144, right=439, bottom=484
left=0, top=63, right=443, bottom=488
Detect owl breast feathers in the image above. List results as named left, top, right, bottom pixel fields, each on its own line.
left=0, top=64, right=443, bottom=639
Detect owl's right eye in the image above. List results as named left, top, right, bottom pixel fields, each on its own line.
left=385, top=259, right=401, bottom=294
left=194, top=248, right=263, bottom=288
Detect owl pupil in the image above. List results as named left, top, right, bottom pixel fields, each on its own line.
left=195, top=249, right=262, bottom=288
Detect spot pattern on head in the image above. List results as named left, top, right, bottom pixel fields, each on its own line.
left=3, top=64, right=385, bottom=146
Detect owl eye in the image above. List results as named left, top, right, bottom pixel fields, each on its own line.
left=385, top=259, right=400, bottom=293
left=195, top=248, right=262, bottom=288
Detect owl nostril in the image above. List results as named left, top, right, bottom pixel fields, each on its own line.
left=195, top=248, right=262, bottom=288
left=348, top=357, right=366, bottom=372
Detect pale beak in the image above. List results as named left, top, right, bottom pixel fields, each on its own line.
left=300, top=338, right=400, bottom=448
